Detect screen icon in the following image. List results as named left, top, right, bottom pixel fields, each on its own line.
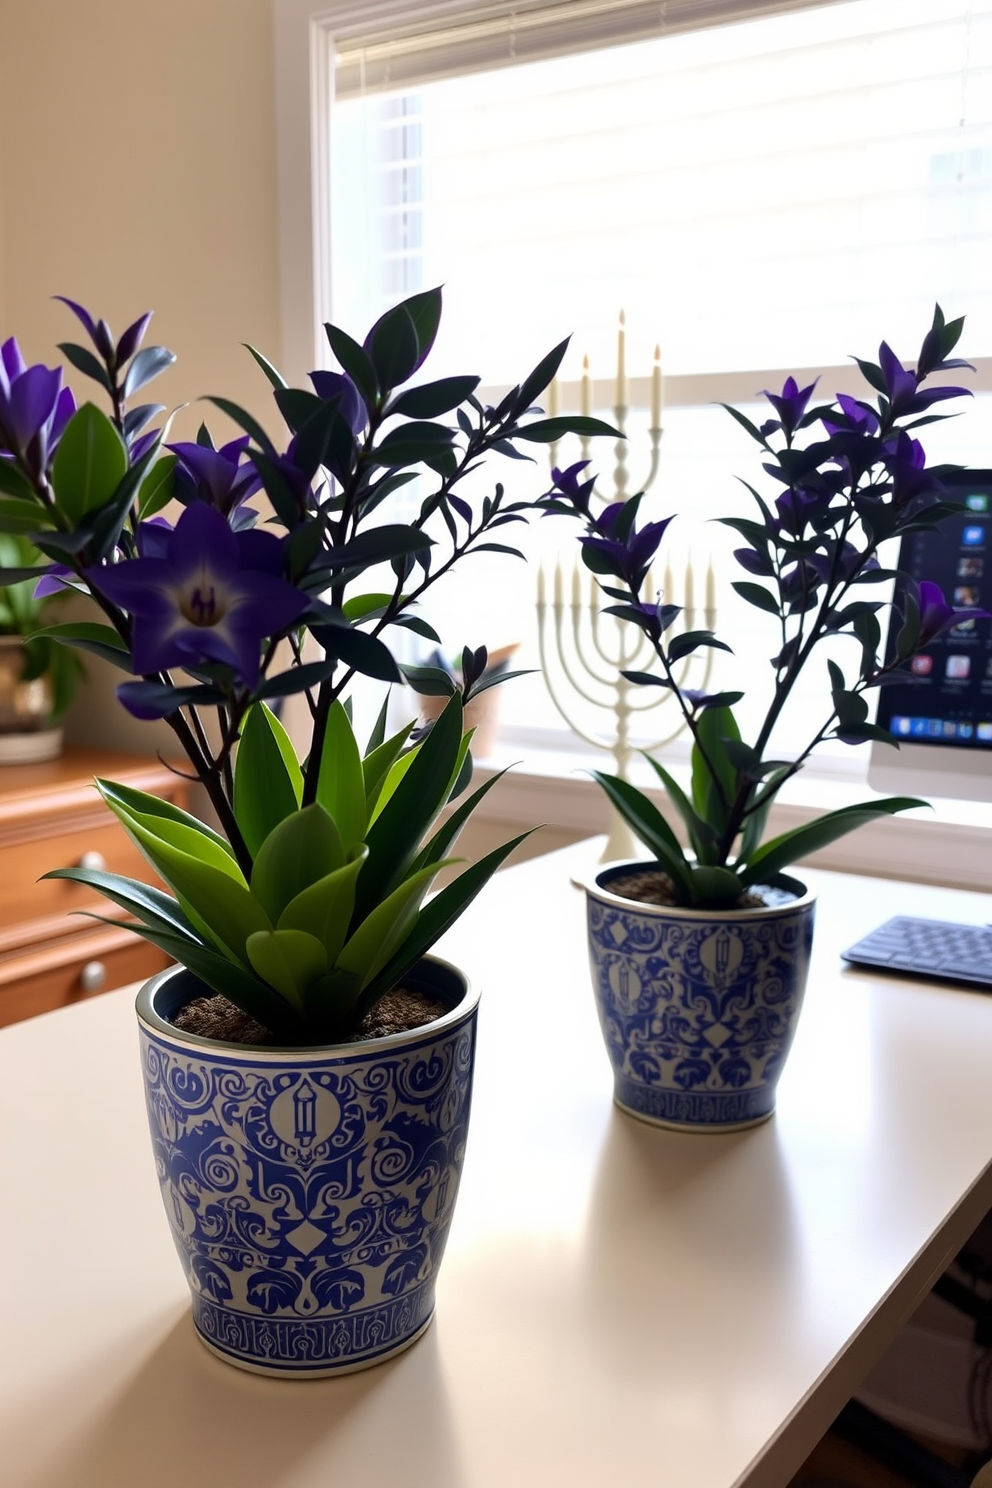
left=911, top=654, right=933, bottom=675
left=955, top=586, right=981, bottom=607
left=963, top=526, right=986, bottom=547
left=958, top=556, right=985, bottom=578
left=946, top=655, right=971, bottom=679
left=978, top=722, right=992, bottom=741
left=966, top=494, right=990, bottom=512
left=892, top=716, right=912, bottom=735
left=960, top=722, right=975, bottom=739
left=910, top=718, right=928, bottom=736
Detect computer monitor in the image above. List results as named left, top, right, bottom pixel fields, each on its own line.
left=868, top=470, right=992, bottom=803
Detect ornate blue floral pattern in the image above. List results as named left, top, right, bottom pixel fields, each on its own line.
left=136, top=959, right=477, bottom=1376
left=585, top=865, right=815, bottom=1130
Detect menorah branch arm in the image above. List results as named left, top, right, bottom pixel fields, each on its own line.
left=557, top=607, right=618, bottom=697
left=536, top=617, right=618, bottom=751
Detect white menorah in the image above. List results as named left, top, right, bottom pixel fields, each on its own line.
left=538, top=312, right=716, bottom=861
left=536, top=557, right=716, bottom=861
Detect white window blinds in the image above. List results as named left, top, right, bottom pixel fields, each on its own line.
left=333, top=0, right=852, bottom=98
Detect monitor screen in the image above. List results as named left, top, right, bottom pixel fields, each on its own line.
left=869, top=470, right=992, bottom=802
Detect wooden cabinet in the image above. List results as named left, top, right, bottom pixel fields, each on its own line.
left=0, top=748, right=190, bottom=1026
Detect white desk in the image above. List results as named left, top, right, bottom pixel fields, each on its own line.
left=4, top=843, right=992, bottom=1488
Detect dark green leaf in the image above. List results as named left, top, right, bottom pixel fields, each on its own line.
left=57, top=341, right=112, bottom=392
left=320, top=625, right=401, bottom=683
left=511, top=416, right=621, bottom=443
left=388, top=376, right=480, bottom=418
left=739, top=797, right=927, bottom=885
left=137, top=453, right=176, bottom=519
left=591, top=770, right=692, bottom=896
left=0, top=462, right=36, bottom=501
left=243, top=342, right=288, bottom=390
left=30, top=620, right=131, bottom=670
left=324, top=323, right=379, bottom=406
left=51, top=403, right=128, bottom=523
left=731, top=581, right=780, bottom=615
left=667, top=630, right=732, bottom=663
left=400, top=663, right=456, bottom=697
left=203, top=396, right=278, bottom=458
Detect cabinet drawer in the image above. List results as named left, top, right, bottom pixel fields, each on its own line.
left=0, top=925, right=173, bottom=1028
left=0, top=817, right=159, bottom=950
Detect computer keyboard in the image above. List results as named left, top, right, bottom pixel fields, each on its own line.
left=842, top=916, right=992, bottom=991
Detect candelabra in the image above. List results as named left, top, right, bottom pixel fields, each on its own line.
left=538, top=313, right=716, bottom=861
left=537, top=557, right=716, bottom=862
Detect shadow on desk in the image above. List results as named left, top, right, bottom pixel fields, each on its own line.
left=6, top=1308, right=467, bottom=1488
left=578, top=1111, right=802, bottom=1380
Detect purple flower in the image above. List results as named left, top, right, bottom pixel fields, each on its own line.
left=821, top=393, right=879, bottom=438
left=310, top=371, right=366, bottom=436
left=580, top=507, right=674, bottom=589
left=917, top=580, right=991, bottom=647
left=762, top=376, right=818, bottom=437
left=885, top=431, right=943, bottom=514
left=87, top=503, right=307, bottom=690
left=0, top=338, right=76, bottom=478
left=33, top=562, right=76, bottom=599
left=878, top=341, right=970, bottom=418
left=547, top=460, right=597, bottom=518
left=807, top=543, right=878, bottom=586
left=775, top=485, right=830, bottom=536
left=169, top=436, right=262, bottom=517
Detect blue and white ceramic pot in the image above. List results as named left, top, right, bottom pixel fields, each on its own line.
left=583, top=861, right=816, bottom=1132
left=136, top=956, right=478, bottom=1377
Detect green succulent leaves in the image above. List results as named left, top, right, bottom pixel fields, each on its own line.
left=47, top=694, right=522, bottom=1042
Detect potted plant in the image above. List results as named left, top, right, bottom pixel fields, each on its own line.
left=0, top=533, right=83, bottom=760
left=543, top=306, right=978, bottom=1132
left=0, top=290, right=614, bottom=1373
left=414, top=642, right=522, bottom=756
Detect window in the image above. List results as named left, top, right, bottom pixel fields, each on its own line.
left=277, top=0, right=992, bottom=780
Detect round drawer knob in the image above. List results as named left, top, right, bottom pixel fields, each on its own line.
left=79, top=961, right=107, bottom=993
left=77, top=850, right=107, bottom=873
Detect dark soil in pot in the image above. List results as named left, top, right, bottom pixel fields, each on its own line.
left=607, top=868, right=768, bottom=910
left=172, top=985, right=449, bottom=1046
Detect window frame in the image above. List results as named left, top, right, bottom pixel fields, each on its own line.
left=272, top=0, right=992, bottom=888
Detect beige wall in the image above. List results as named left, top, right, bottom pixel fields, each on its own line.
left=0, top=0, right=282, bottom=436
left=0, top=0, right=285, bottom=753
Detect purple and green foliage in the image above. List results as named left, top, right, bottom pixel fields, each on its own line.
left=0, top=288, right=615, bottom=1040
left=548, top=305, right=979, bottom=908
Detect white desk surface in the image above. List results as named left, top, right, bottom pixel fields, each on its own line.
left=4, top=842, right=992, bottom=1488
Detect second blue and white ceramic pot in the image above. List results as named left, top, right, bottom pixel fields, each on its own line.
left=136, top=955, right=478, bottom=1377
left=584, top=861, right=816, bottom=1132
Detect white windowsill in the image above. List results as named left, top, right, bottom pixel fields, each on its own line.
left=468, top=733, right=992, bottom=894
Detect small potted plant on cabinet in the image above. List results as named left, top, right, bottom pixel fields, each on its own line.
left=544, top=307, right=978, bottom=1131
left=0, top=291, right=613, bottom=1373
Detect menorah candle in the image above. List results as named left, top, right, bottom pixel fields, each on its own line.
left=581, top=356, right=591, bottom=417
left=684, top=558, right=695, bottom=620
left=554, top=560, right=564, bottom=609
left=705, top=560, right=716, bottom=628
left=572, top=563, right=583, bottom=609
left=616, top=311, right=626, bottom=407
left=652, top=345, right=663, bottom=430
left=549, top=377, right=559, bottom=418
left=537, top=564, right=546, bottom=609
